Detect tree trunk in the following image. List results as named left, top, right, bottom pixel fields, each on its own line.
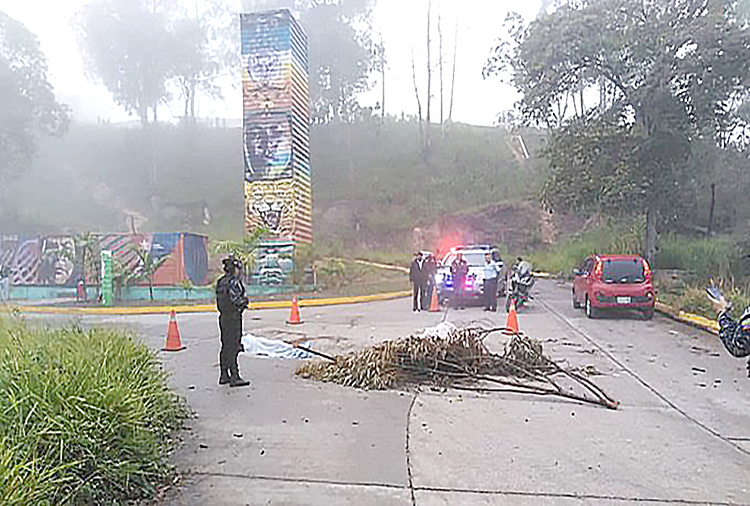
left=411, top=49, right=424, bottom=151
left=644, top=206, right=657, bottom=266
left=448, top=18, right=458, bottom=123
left=438, top=9, right=444, bottom=130
left=381, top=59, right=386, bottom=120
left=189, top=84, right=196, bottom=122
left=425, top=0, right=432, bottom=159
left=579, top=69, right=584, bottom=116
left=139, top=102, right=148, bottom=126
left=708, top=182, right=716, bottom=236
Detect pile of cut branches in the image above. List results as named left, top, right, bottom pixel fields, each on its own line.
left=296, top=327, right=618, bottom=409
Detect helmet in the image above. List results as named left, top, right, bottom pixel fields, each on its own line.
left=222, top=256, right=242, bottom=273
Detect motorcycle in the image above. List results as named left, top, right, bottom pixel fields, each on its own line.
left=506, top=260, right=535, bottom=311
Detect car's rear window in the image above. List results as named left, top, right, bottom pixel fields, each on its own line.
left=602, top=259, right=645, bottom=283
left=441, top=252, right=489, bottom=267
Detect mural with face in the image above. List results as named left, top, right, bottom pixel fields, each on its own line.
left=244, top=111, right=292, bottom=181
left=39, top=236, right=76, bottom=285
left=245, top=180, right=296, bottom=238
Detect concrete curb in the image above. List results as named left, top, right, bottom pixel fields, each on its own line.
left=655, top=301, right=719, bottom=335
left=353, top=258, right=409, bottom=273
left=7, top=290, right=412, bottom=316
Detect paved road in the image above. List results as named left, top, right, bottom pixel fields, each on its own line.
left=29, top=279, right=750, bottom=505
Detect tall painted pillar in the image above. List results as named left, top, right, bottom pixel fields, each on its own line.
left=241, top=9, right=312, bottom=246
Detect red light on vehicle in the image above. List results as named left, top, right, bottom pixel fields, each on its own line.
left=594, top=260, right=602, bottom=279
left=642, top=259, right=651, bottom=281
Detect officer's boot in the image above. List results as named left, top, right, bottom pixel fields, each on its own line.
left=219, top=368, right=231, bottom=385
left=219, top=351, right=231, bottom=385
left=229, top=365, right=250, bottom=387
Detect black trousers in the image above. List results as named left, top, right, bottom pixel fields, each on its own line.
left=452, top=277, right=466, bottom=308
left=219, top=312, right=242, bottom=377
left=413, top=282, right=425, bottom=310
left=422, top=281, right=435, bottom=309
left=484, top=278, right=498, bottom=311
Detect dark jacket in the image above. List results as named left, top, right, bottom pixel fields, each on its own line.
left=451, top=258, right=469, bottom=279
left=718, top=309, right=750, bottom=376
left=410, top=259, right=425, bottom=285
left=423, top=257, right=438, bottom=279
left=216, top=274, right=248, bottom=315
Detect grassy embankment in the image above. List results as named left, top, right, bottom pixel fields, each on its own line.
left=529, top=225, right=750, bottom=320
left=0, top=316, right=187, bottom=505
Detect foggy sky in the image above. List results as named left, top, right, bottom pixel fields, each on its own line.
left=0, top=0, right=542, bottom=126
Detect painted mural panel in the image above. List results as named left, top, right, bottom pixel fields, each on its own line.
left=245, top=180, right=297, bottom=238
left=0, top=233, right=208, bottom=287
left=242, top=9, right=312, bottom=246
left=244, top=110, right=293, bottom=180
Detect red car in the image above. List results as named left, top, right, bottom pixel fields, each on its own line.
left=572, top=254, right=655, bottom=319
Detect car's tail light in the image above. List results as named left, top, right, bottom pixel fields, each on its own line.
left=642, top=259, right=651, bottom=282
left=593, top=260, right=602, bottom=279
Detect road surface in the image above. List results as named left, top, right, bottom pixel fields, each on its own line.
left=28, top=279, right=750, bottom=505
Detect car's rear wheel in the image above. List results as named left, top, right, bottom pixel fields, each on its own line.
left=642, top=306, right=654, bottom=320
left=572, top=288, right=581, bottom=309
left=585, top=296, right=599, bottom=319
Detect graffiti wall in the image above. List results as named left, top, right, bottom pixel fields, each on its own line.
left=0, top=233, right=208, bottom=287
left=241, top=9, right=312, bottom=245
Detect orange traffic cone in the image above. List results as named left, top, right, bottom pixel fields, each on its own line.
left=162, top=310, right=186, bottom=351
left=505, top=299, right=519, bottom=335
left=287, top=295, right=303, bottom=325
left=428, top=285, right=440, bottom=312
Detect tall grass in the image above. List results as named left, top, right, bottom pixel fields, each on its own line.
left=529, top=221, right=644, bottom=275
left=0, top=318, right=187, bottom=505
left=655, top=234, right=743, bottom=280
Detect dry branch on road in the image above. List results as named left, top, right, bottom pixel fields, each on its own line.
left=296, top=327, right=619, bottom=410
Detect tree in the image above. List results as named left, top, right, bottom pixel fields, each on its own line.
left=76, top=0, right=176, bottom=125
left=487, top=0, right=750, bottom=262
left=242, top=0, right=375, bottom=123
left=171, top=16, right=219, bottom=122
left=74, top=232, right=101, bottom=294
left=170, top=0, right=237, bottom=123
left=0, top=12, right=69, bottom=192
left=212, top=227, right=268, bottom=282
left=132, top=246, right=170, bottom=301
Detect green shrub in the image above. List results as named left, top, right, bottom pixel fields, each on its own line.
left=0, top=318, right=187, bottom=505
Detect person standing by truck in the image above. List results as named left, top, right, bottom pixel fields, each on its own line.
left=483, top=252, right=502, bottom=312
left=422, top=253, right=438, bottom=309
left=410, top=252, right=425, bottom=312
left=451, top=253, right=469, bottom=310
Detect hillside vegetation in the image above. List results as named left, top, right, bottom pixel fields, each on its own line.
left=2, top=116, right=546, bottom=252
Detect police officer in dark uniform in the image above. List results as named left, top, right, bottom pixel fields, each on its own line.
left=216, top=256, right=250, bottom=387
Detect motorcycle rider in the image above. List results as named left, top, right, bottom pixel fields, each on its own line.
left=507, top=256, right=534, bottom=311
left=451, top=253, right=469, bottom=310
left=216, top=256, right=250, bottom=387
left=709, top=292, right=750, bottom=377
left=483, top=252, right=502, bottom=312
